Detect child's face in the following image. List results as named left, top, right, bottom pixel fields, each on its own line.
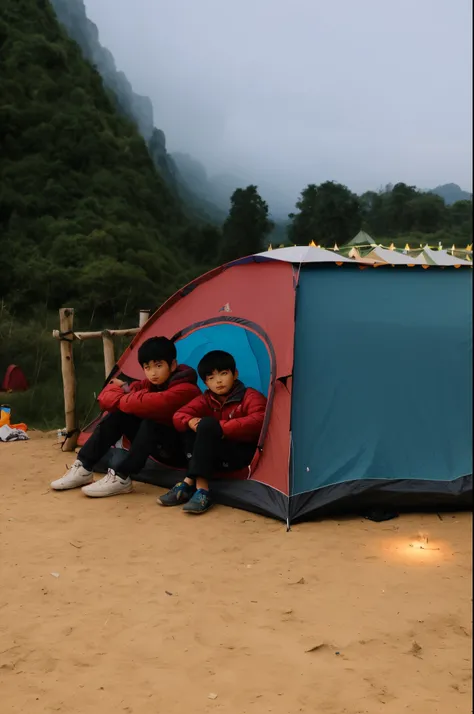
left=142, top=359, right=175, bottom=386
left=205, top=369, right=237, bottom=397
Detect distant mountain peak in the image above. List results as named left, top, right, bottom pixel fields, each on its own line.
left=428, top=183, right=472, bottom=205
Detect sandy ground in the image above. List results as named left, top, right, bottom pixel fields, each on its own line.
left=0, top=433, right=472, bottom=714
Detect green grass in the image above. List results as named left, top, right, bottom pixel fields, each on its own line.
left=1, top=307, right=135, bottom=430
left=5, top=364, right=103, bottom=431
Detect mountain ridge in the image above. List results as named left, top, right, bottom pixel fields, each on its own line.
left=49, top=0, right=224, bottom=223
left=428, top=183, right=472, bottom=205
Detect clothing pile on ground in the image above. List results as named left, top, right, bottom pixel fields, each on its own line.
left=0, top=424, right=29, bottom=442
left=0, top=405, right=28, bottom=441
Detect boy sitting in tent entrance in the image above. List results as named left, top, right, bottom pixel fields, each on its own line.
left=50, top=337, right=201, bottom=497
left=159, top=350, right=267, bottom=514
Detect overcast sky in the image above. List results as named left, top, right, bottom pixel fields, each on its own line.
left=85, top=0, right=472, bottom=210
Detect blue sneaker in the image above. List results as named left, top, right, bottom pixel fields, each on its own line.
left=182, top=489, right=213, bottom=514
left=158, top=481, right=195, bottom=506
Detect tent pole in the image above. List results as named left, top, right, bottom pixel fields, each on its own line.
left=286, top=430, right=293, bottom=531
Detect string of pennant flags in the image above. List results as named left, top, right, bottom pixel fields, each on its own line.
left=267, top=241, right=472, bottom=254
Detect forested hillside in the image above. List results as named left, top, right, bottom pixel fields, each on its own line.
left=0, top=0, right=202, bottom=320
left=49, top=0, right=224, bottom=223
left=0, top=0, right=211, bottom=427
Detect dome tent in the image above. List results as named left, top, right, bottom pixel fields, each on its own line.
left=81, top=248, right=472, bottom=523
left=1, top=365, right=28, bottom=392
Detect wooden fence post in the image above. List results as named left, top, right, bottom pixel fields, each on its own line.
left=102, top=330, right=115, bottom=378
left=139, top=309, right=150, bottom=328
left=59, top=308, right=77, bottom=451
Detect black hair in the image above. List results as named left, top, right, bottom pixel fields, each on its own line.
left=198, top=350, right=237, bottom=381
left=137, top=337, right=176, bottom=367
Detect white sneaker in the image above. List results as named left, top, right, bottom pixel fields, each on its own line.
left=81, top=469, right=133, bottom=498
left=51, top=460, right=93, bottom=491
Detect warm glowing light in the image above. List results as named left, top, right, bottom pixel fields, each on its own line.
left=309, top=240, right=316, bottom=247
left=389, top=243, right=395, bottom=250
left=466, top=244, right=472, bottom=252
left=381, top=532, right=450, bottom=564
left=451, top=244, right=456, bottom=251
left=405, top=243, right=410, bottom=251
left=268, top=243, right=273, bottom=251
left=334, top=243, right=339, bottom=251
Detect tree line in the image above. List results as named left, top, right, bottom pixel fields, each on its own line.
left=220, top=181, right=472, bottom=262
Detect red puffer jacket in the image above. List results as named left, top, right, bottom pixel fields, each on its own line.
left=173, top=380, right=267, bottom=443
left=98, top=365, right=201, bottom=425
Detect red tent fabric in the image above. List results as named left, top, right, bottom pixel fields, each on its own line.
left=79, top=260, right=296, bottom=518
left=1, top=365, right=28, bottom=392
left=124, top=260, right=294, bottom=493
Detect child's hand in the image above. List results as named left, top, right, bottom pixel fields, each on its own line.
left=188, top=418, right=201, bottom=432
left=110, top=378, right=125, bottom=387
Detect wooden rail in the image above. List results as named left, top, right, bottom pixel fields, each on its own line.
left=52, top=308, right=150, bottom=450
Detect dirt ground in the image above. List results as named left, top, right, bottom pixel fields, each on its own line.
left=0, top=432, right=472, bottom=714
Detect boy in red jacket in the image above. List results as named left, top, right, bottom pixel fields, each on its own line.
left=159, top=350, right=267, bottom=514
left=50, top=337, right=201, bottom=497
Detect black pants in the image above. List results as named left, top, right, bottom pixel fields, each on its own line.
left=78, top=411, right=184, bottom=476
left=184, top=417, right=257, bottom=481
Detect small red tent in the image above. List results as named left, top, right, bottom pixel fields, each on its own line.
left=1, top=365, right=28, bottom=392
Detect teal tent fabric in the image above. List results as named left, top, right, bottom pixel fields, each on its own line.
left=291, top=267, right=472, bottom=496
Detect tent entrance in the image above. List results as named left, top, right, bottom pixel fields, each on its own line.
left=174, top=320, right=271, bottom=392
left=173, top=318, right=275, bottom=449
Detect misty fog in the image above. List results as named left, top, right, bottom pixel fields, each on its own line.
left=83, top=0, right=472, bottom=214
